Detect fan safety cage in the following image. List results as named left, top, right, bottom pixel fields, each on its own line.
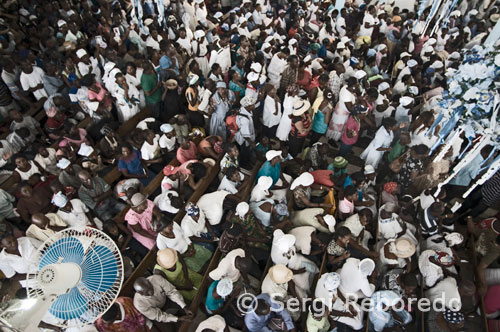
left=26, top=228, right=124, bottom=328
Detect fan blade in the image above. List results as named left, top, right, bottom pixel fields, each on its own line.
left=39, top=237, right=84, bottom=270
left=48, top=287, right=87, bottom=321
left=80, top=245, right=118, bottom=293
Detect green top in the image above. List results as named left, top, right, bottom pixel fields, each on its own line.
left=140, top=73, right=163, bottom=104
left=306, top=312, right=330, bottom=332
left=154, top=261, right=203, bottom=301
left=387, top=140, right=406, bottom=163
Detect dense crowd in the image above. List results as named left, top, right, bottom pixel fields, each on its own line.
left=0, top=0, right=499, bottom=331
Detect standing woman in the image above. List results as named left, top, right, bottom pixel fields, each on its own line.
left=262, top=84, right=282, bottom=140
left=360, top=117, right=397, bottom=170
left=276, top=84, right=299, bottom=142
left=326, top=77, right=357, bottom=142
left=310, top=89, right=334, bottom=145
left=209, top=82, right=234, bottom=139
left=288, top=99, right=312, bottom=157
left=185, top=74, right=205, bottom=128
left=118, top=143, right=156, bottom=186
left=338, top=105, right=362, bottom=157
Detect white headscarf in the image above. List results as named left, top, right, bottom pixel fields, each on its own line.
left=235, top=202, right=250, bottom=219
left=250, top=176, right=273, bottom=202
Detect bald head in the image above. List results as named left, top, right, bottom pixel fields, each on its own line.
left=31, top=213, right=50, bottom=228
left=133, top=277, right=154, bottom=296
left=78, top=170, right=93, bottom=187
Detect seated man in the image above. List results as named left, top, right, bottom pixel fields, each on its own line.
left=244, top=293, right=296, bottom=332
left=26, top=213, right=67, bottom=242
left=369, top=290, right=412, bottom=332
left=0, top=234, right=41, bottom=287
left=132, top=276, right=192, bottom=329
left=78, top=170, right=127, bottom=221
left=217, top=166, right=249, bottom=197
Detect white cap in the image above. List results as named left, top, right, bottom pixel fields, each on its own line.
left=337, top=42, right=345, bottom=49
left=355, top=70, right=367, bottom=79
left=400, top=96, right=414, bottom=107
left=247, top=72, right=259, bottom=82
left=160, top=124, right=174, bottom=133
left=378, top=82, right=390, bottom=91
left=400, top=52, right=411, bottom=58
left=407, top=59, right=418, bottom=68
left=364, top=165, right=375, bottom=175
left=250, top=62, right=262, bottom=73
left=76, top=49, right=87, bottom=59
left=469, top=9, right=478, bottom=15
left=265, top=150, right=282, bottom=161
left=213, top=12, right=223, bottom=19
left=432, top=60, right=444, bottom=69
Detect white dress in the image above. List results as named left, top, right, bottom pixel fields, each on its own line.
left=196, top=190, right=230, bottom=225
left=276, top=94, right=297, bottom=141
left=156, top=222, right=192, bottom=254
left=262, top=95, right=282, bottom=129
left=267, top=54, right=287, bottom=89
left=327, top=86, right=355, bottom=141
left=360, top=126, right=393, bottom=169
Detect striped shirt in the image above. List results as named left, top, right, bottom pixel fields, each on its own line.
left=420, top=208, right=438, bottom=237
left=482, top=174, right=500, bottom=206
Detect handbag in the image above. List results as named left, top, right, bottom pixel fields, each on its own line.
left=389, top=151, right=409, bottom=173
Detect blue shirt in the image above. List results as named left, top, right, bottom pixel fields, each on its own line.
left=244, top=294, right=294, bottom=332
left=205, top=280, right=224, bottom=312
left=449, top=155, right=484, bottom=187
left=257, top=161, right=281, bottom=186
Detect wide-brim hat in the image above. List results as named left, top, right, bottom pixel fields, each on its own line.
left=157, top=248, right=178, bottom=269
left=269, top=264, right=293, bottom=284
left=292, top=99, right=310, bottom=116
left=393, top=238, right=416, bottom=258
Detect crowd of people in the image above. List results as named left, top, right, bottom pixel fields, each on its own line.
left=0, top=0, right=499, bottom=331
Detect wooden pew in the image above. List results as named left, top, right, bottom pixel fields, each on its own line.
left=177, top=161, right=264, bottom=332
left=119, top=152, right=223, bottom=296
left=470, top=233, right=490, bottom=332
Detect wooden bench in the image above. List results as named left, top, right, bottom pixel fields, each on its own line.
left=177, top=161, right=264, bottom=332
left=119, top=152, right=224, bottom=297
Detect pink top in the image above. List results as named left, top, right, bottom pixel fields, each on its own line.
left=176, top=141, right=199, bottom=164
left=88, top=83, right=112, bottom=108
left=62, top=128, right=91, bottom=148
left=125, top=199, right=157, bottom=249
left=338, top=198, right=354, bottom=214
left=341, top=115, right=360, bottom=145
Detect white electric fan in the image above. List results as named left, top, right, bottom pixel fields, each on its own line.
left=0, top=228, right=123, bottom=332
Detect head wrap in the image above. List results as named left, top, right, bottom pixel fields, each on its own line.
left=323, top=272, right=341, bottom=291
left=240, top=95, right=257, bottom=108
left=247, top=72, right=259, bottom=82
left=185, top=202, right=200, bottom=216
left=257, top=176, right=273, bottom=190
left=235, top=202, right=250, bottom=219
left=187, top=74, right=199, bottom=86
left=52, top=191, right=69, bottom=208
left=400, top=96, right=414, bottom=107
left=265, top=150, right=282, bottom=161
left=216, top=278, right=233, bottom=297
left=443, top=308, right=465, bottom=324
left=163, top=165, right=179, bottom=176
left=160, top=124, right=174, bottom=133
left=383, top=182, right=398, bottom=194
left=364, top=165, right=375, bottom=175
left=290, top=172, right=314, bottom=190
left=378, top=82, right=390, bottom=91
left=76, top=49, right=87, bottom=58
left=216, top=82, right=227, bottom=89
left=444, top=232, right=464, bottom=246
left=250, top=62, right=262, bottom=73
left=323, top=214, right=336, bottom=233
left=274, top=203, right=289, bottom=216
left=434, top=251, right=454, bottom=266
left=359, top=258, right=375, bottom=276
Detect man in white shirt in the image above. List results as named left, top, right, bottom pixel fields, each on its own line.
left=359, top=5, right=377, bottom=38
left=53, top=192, right=97, bottom=229
left=19, top=60, right=48, bottom=101
left=336, top=8, right=347, bottom=37
left=0, top=235, right=41, bottom=286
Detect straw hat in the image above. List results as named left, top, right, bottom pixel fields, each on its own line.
left=157, top=248, right=178, bottom=269
left=292, top=99, right=310, bottom=116
left=269, top=264, right=293, bottom=284
left=130, top=193, right=147, bottom=208
left=165, top=79, right=178, bottom=90
left=393, top=238, right=416, bottom=258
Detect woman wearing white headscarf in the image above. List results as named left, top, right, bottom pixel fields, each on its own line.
left=250, top=176, right=273, bottom=202
left=271, top=229, right=319, bottom=301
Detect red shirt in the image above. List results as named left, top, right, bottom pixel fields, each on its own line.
left=310, top=170, right=334, bottom=187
